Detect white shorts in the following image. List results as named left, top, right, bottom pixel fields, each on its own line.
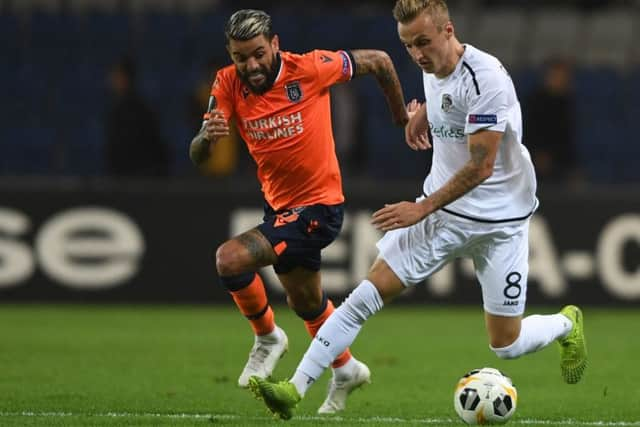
left=376, top=209, right=529, bottom=316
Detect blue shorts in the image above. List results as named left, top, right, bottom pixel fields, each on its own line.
left=257, top=202, right=344, bottom=274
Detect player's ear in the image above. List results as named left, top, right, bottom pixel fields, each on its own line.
left=444, top=21, right=454, bottom=39
left=271, top=34, right=280, bottom=52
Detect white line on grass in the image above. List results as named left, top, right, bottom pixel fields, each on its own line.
left=1, top=412, right=639, bottom=426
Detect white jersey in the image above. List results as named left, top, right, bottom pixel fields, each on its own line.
left=422, top=44, right=538, bottom=222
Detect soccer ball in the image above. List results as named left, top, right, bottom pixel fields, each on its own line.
left=453, top=367, right=517, bottom=425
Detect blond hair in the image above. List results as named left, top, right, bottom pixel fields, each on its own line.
left=392, top=0, right=449, bottom=30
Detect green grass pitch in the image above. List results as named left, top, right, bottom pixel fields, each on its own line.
left=0, top=305, right=639, bottom=426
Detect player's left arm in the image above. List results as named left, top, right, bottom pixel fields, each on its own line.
left=350, top=50, right=409, bottom=126
left=371, top=130, right=501, bottom=231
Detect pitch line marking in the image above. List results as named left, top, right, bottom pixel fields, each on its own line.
left=1, top=412, right=639, bottom=426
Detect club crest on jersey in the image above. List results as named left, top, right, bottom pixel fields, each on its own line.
left=441, top=94, right=453, bottom=112
left=285, top=81, right=303, bottom=103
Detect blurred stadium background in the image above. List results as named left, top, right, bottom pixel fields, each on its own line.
left=0, top=0, right=637, bottom=305
left=1, top=0, right=639, bottom=180
left=1, top=1, right=639, bottom=425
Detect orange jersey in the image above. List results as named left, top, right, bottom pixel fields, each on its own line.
left=208, top=50, right=354, bottom=211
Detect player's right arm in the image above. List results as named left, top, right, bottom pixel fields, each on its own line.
left=371, top=129, right=501, bottom=231
left=189, top=109, right=230, bottom=167
left=189, top=69, right=233, bottom=168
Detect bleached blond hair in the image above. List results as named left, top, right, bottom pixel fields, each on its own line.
left=225, top=9, right=273, bottom=45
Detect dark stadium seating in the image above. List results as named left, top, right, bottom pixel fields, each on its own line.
left=0, top=5, right=636, bottom=183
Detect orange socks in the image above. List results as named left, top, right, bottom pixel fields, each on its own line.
left=228, top=274, right=275, bottom=336
left=225, top=273, right=351, bottom=368
left=303, top=299, right=352, bottom=368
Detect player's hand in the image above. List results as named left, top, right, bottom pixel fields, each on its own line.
left=371, top=201, right=427, bottom=231
left=406, top=99, right=422, bottom=120
left=405, top=100, right=431, bottom=151
left=204, top=109, right=230, bottom=141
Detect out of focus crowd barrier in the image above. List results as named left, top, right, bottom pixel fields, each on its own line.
left=0, top=179, right=638, bottom=305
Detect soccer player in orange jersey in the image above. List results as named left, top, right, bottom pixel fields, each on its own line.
left=189, top=9, right=409, bottom=414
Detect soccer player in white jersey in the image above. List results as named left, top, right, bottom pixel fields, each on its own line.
left=249, top=0, right=588, bottom=419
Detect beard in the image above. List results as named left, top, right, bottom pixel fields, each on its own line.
left=237, top=52, right=281, bottom=95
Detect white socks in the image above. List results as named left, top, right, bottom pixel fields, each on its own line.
left=288, top=281, right=574, bottom=395
left=492, top=313, right=572, bottom=359
left=290, top=357, right=360, bottom=396
left=290, top=280, right=383, bottom=396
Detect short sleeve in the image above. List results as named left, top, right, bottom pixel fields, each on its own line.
left=204, top=69, right=234, bottom=122
left=310, top=49, right=354, bottom=88
left=464, top=66, right=509, bottom=135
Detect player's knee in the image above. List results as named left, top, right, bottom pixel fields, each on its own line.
left=215, top=243, right=244, bottom=276
left=491, top=334, right=523, bottom=360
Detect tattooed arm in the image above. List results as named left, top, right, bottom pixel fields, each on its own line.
left=371, top=130, right=502, bottom=231
left=189, top=109, right=229, bottom=167
left=420, top=129, right=500, bottom=213
left=189, top=124, right=211, bottom=167
left=350, top=50, right=409, bottom=126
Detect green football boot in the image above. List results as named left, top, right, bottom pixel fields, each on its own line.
left=558, top=305, right=587, bottom=384
left=248, top=376, right=301, bottom=420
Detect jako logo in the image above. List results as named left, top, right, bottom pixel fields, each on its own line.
left=0, top=207, right=145, bottom=290
left=316, top=335, right=330, bottom=347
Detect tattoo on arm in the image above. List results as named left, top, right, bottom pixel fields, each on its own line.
left=236, top=229, right=277, bottom=267
left=189, top=125, right=211, bottom=167
left=423, top=140, right=493, bottom=215
left=351, top=50, right=408, bottom=126
left=468, top=140, right=491, bottom=170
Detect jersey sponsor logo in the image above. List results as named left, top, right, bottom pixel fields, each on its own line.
left=320, top=54, right=333, bottom=63
left=441, top=93, right=453, bottom=112
left=429, top=122, right=465, bottom=139
left=468, top=114, right=497, bottom=124
left=285, top=81, right=303, bottom=103
left=243, top=112, right=304, bottom=141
